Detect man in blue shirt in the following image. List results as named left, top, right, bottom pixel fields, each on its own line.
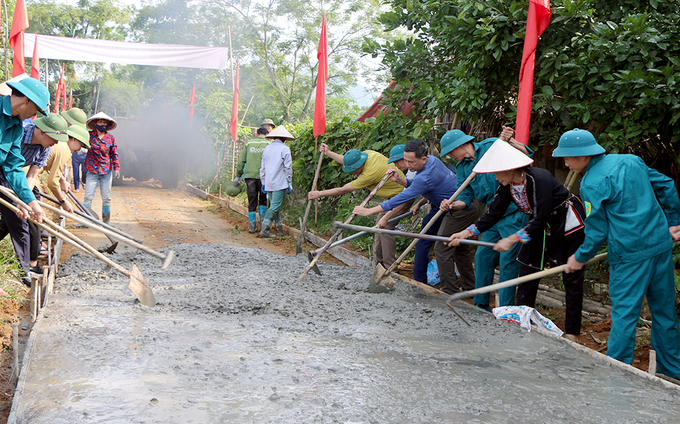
left=555, top=129, right=680, bottom=379
left=354, top=139, right=478, bottom=292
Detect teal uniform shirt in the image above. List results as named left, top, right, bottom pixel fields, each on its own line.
left=0, top=96, right=34, bottom=204
left=574, top=154, right=680, bottom=264
left=236, top=138, right=270, bottom=179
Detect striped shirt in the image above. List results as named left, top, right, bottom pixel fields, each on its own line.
left=0, top=123, right=50, bottom=189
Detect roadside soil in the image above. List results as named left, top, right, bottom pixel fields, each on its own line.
left=0, top=177, right=656, bottom=421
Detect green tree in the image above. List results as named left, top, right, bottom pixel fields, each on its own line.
left=369, top=0, right=680, bottom=177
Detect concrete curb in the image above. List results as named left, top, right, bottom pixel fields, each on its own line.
left=186, top=183, right=371, bottom=267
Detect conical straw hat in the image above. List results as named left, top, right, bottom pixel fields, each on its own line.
left=266, top=125, right=295, bottom=140
left=472, top=139, right=534, bottom=173
left=86, top=112, right=118, bottom=131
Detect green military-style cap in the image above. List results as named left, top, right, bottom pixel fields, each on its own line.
left=342, top=149, right=368, bottom=173
left=33, top=113, right=69, bottom=142
left=61, top=107, right=87, bottom=126
left=440, top=129, right=475, bottom=157
left=552, top=129, right=605, bottom=157
left=66, top=125, right=91, bottom=148
left=388, top=144, right=405, bottom=164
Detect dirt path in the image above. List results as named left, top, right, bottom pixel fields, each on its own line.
left=61, top=179, right=301, bottom=260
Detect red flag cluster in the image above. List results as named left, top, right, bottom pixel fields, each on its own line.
left=313, top=14, right=328, bottom=138
left=54, top=64, right=67, bottom=113
left=514, top=0, right=551, bottom=146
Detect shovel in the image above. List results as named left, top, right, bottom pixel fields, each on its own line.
left=373, top=171, right=478, bottom=289
left=332, top=222, right=496, bottom=247
left=68, top=190, right=143, bottom=243
left=445, top=253, right=608, bottom=320
left=40, top=191, right=119, bottom=253
left=0, top=195, right=155, bottom=306
left=307, top=210, right=414, bottom=275
left=0, top=186, right=174, bottom=270
left=297, top=152, right=324, bottom=254
left=299, top=173, right=391, bottom=281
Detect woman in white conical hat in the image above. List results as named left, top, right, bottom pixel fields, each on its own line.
left=83, top=111, right=119, bottom=224
left=448, top=135, right=587, bottom=341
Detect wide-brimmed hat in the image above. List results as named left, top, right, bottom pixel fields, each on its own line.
left=440, top=129, right=475, bottom=157
left=86, top=112, right=118, bottom=131
left=342, top=149, right=368, bottom=173
left=33, top=113, right=69, bottom=142
left=265, top=126, right=295, bottom=140
left=261, top=118, right=275, bottom=126
left=7, top=76, right=50, bottom=115
left=66, top=125, right=90, bottom=148
left=388, top=144, right=405, bottom=164
left=552, top=129, right=605, bottom=157
left=61, top=107, right=87, bottom=126
left=472, top=139, right=533, bottom=173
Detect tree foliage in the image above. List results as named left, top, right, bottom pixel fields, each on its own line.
left=368, top=0, right=680, bottom=166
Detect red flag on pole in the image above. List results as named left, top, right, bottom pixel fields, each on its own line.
left=30, top=35, right=40, bottom=79
left=55, top=64, right=65, bottom=113
left=229, top=58, right=239, bottom=141
left=514, top=0, right=550, bottom=146
left=9, top=0, right=29, bottom=77
left=189, top=83, right=196, bottom=116
left=313, top=14, right=328, bottom=138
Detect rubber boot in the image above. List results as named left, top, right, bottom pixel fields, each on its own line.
left=248, top=212, right=258, bottom=233
left=258, top=205, right=267, bottom=228
left=274, top=212, right=284, bottom=236
left=259, top=209, right=275, bottom=238
left=102, top=205, right=111, bottom=225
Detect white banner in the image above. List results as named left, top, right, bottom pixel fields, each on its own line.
left=23, top=33, right=230, bottom=70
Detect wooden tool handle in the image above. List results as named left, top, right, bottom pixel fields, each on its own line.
left=298, top=152, right=325, bottom=248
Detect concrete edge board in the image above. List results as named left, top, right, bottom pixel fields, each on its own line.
left=532, top=325, right=680, bottom=393
left=7, top=298, right=47, bottom=424
left=185, top=183, right=371, bottom=267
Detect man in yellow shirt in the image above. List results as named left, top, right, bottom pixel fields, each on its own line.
left=308, top=143, right=405, bottom=268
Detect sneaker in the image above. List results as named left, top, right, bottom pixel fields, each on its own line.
left=29, top=265, right=43, bottom=275
left=259, top=228, right=275, bottom=238
left=21, top=277, right=31, bottom=288
left=248, top=222, right=258, bottom=233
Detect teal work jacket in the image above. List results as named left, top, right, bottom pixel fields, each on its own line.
left=575, top=154, right=680, bottom=264
left=0, top=96, right=34, bottom=204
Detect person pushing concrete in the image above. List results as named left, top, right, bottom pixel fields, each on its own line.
left=554, top=129, right=680, bottom=378
left=234, top=127, right=270, bottom=233
left=439, top=127, right=531, bottom=309
left=259, top=126, right=293, bottom=238
left=308, top=143, right=405, bottom=269
left=0, top=76, right=50, bottom=224
left=353, top=139, right=478, bottom=293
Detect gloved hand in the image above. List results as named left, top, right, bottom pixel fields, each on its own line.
left=261, top=184, right=266, bottom=194
left=287, top=185, right=292, bottom=194
left=113, top=170, right=120, bottom=179
left=232, top=177, right=240, bottom=187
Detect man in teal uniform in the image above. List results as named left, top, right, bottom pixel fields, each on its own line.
left=555, top=129, right=680, bottom=379
left=439, top=127, right=531, bottom=309
left=0, top=77, right=50, bottom=223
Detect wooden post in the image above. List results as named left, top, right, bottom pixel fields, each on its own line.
left=11, top=323, right=18, bottom=382
left=648, top=349, right=657, bottom=375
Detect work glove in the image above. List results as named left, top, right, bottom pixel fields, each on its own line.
left=232, top=177, right=240, bottom=187
left=113, top=170, right=120, bottom=179
left=261, top=184, right=266, bottom=194
left=287, top=185, right=292, bottom=194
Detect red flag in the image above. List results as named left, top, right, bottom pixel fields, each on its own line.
left=514, top=0, right=550, bottom=146
left=229, top=58, right=239, bottom=141
left=9, top=0, right=29, bottom=77
left=30, top=35, right=40, bottom=79
left=189, top=83, right=196, bottom=116
left=61, top=73, right=67, bottom=112
left=54, top=64, right=65, bottom=113
left=313, top=14, right=328, bottom=138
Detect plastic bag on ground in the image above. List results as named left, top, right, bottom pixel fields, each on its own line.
left=492, top=305, right=564, bottom=337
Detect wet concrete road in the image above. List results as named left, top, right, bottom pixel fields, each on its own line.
left=9, top=244, right=680, bottom=423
